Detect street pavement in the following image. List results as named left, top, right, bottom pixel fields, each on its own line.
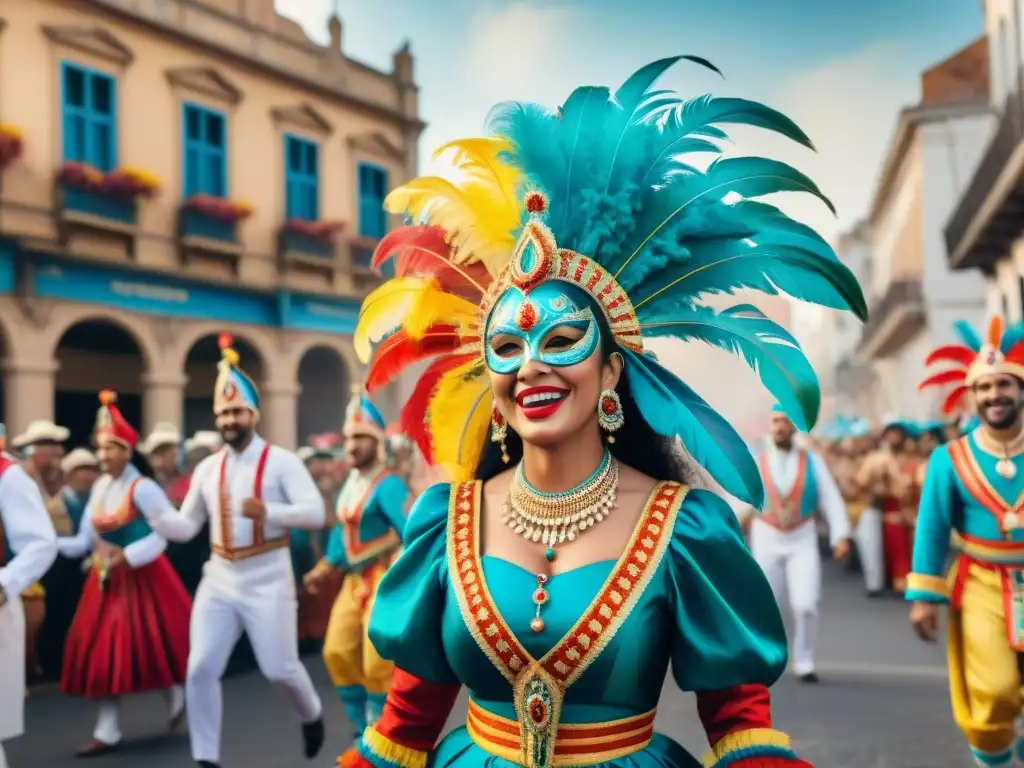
left=6, top=561, right=968, bottom=768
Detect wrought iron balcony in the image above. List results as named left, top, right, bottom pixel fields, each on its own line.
left=945, top=90, right=1024, bottom=270
left=858, top=279, right=925, bottom=359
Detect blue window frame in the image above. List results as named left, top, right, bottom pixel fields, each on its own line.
left=357, top=163, right=389, bottom=239
left=60, top=62, right=117, bottom=172
left=284, top=134, right=319, bottom=221
left=183, top=103, right=227, bottom=198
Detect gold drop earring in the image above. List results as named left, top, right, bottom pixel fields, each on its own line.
left=491, top=404, right=509, bottom=463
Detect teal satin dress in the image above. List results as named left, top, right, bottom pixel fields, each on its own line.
left=368, top=481, right=788, bottom=767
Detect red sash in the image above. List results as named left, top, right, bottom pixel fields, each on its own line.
left=214, top=443, right=287, bottom=561
left=757, top=451, right=810, bottom=532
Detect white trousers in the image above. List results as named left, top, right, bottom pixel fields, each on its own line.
left=749, top=518, right=821, bottom=676
left=186, top=560, right=322, bottom=763
left=0, top=598, right=25, bottom=743
left=856, top=507, right=885, bottom=592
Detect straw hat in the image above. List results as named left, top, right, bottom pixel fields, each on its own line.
left=61, top=448, right=99, bottom=474
left=139, top=422, right=182, bottom=455
left=185, top=430, right=222, bottom=454
left=12, top=420, right=70, bottom=448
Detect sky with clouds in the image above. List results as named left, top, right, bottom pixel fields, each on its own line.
left=278, top=0, right=983, bottom=244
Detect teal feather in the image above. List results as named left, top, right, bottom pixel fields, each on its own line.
left=1001, top=321, right=1024, bottom=353
left=953, top=320, right=982, bottom=352
left=640, top=304, right=820, bottom=432
left=622, top=349, right=764, bottom=507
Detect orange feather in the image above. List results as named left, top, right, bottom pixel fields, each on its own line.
left=988, top=316, right=1004, bottom=348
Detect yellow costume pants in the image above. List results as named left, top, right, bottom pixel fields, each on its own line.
left=948, top=561, right=1021, bottom=754
left=322, top=564, right=393, bottom=695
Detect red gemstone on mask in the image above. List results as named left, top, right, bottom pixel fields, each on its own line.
left=602, top=397, right=617, bottom=415
left=516, top=301, right=538, bottom=331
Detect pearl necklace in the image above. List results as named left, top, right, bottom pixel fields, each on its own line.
left=500, top=451, right=619, bottom=554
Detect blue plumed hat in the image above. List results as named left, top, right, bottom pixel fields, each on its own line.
left=344, top=387, right=386, bottom=441
left=214, top=333, right=259, bottom=413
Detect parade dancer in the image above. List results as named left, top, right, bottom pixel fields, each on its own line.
left=148, top=334, right=326, bottom=768
left=858, top=418, right=913, bottom=593
left=303, top=394, right=409, bottom=738
left=57, top=391, right=190, bottom=758
left=0, top=453, right=57, bottom=768
left=911, top=317, right=1024, bottom=767
left=335, top=54, right=866, bottom=768
left=746, top=406, right=851, bottom=682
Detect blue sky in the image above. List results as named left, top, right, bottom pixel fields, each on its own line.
left=277, top=0, right=983, bottom=242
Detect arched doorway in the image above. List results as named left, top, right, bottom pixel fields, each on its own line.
left=296, top=345, right=348, bottom=445
left=182, top=333, right=265, bottom=436
left=54, top=320, right=146, bottom=449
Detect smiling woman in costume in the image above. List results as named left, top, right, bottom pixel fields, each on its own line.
left=338, top=56, right=867, bottom=768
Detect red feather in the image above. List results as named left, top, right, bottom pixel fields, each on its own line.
left=401, top=353, right=478, bottom=463
left=924, top=345, right=975, bottom=368
left=918, top=369, right=967, bottom=391
left=372, top=226, right=491, bottom=299
left=1006, top=340, right=1024, bottom=365
left=988, top=316, right=1004, bottom=347
left=365, top=325, right=470, bottom=393
left=942, top=386, right=968, bottom=415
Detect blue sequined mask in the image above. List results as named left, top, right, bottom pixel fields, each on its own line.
left=484, top=282, right=600, bottom=375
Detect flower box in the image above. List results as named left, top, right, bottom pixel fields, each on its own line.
left=180, top=195, right=253, bottom=244
left=59, top=162, right=160, bottom=199
left=62, top=185, right=136, bottom=225
left=280, top=219, right=345, bottom=259
left=0, top=124, right=24, bottom=170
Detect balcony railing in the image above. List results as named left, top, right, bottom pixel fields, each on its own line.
left=859, top=279, right=925, bottom=357
left=945, top=90, right=1024, bottom=269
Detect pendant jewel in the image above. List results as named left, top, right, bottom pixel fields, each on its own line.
left=998, top=458, right=1017, bottom=480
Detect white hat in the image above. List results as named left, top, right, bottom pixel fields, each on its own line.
left=139, top=422, right=182, bottom=455
left=12, top=420, right=70, bottom=448
left=297, top=446, right=316, bottom=462
left=185, top=430, right=222, bottom=454
left=61, top=448, right=99, bottom=474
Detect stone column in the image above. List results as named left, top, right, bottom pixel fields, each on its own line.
left=140, top=372, right=188, bottom=435
left=3, top=359, right=59, bottom=436
left=261, top=381, right=302, bottom=450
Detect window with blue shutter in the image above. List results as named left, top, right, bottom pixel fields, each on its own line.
left=183, top=103, right=227, bottom=197
left=284, top=135, right=319, bottom=221
left=357, top=163, right=388, bottom=239
left=61, top=62, right=117, bottom=172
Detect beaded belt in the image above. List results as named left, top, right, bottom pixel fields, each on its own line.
left=212, top=536, right=289, bottom=561
left=466, top=699, right=655, bottom=766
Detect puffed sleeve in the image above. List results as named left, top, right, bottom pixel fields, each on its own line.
left=668, top=488, right=811, bottom=768
left=341, top=482, right=462, bottom=768
left=367, top=481, right=457, bottom=685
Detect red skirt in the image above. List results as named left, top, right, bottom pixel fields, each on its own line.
left=61, top=555, right=191, bottom=699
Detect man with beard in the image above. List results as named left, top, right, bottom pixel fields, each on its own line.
left=303, top=392, right=409, bottom=740
left=743, top=405, right=851, bottom=683
left=147, top=334, right=326, bottom=768
left=857, top=418, right=914, bottom=594
left=912, top=317, right=1024, bottom=768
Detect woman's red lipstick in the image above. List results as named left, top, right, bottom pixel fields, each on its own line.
left=515, top=386, right=570, bottom=420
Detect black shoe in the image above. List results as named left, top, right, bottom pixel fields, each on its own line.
left=303, top=717, right=325, bottom=759
left=865, top=589, right=883, bottom=598
left=197, top=762, right=220, bottom=768
left=798, top=672, right=819, bottom=684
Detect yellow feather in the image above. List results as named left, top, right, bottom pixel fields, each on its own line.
left=405, top=286, right=479, bottom=341
left=354, top=276, right=432, bottom=362
left=384, top=137, right=522, bottom=279
left=427, top=360, right=492, bottom=482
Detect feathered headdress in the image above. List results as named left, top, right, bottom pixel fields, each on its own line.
left=919, top=317, right=1024, bottom=414
left=355, top=56, right=866, bottom=506
left=214, top=333, right=259, bottom=414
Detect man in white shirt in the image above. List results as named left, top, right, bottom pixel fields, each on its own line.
left=148, top=334, right=327, bottom=768
left=740, top=406, right=851, bottom=683
left=0, top=454, right=58, bottom=768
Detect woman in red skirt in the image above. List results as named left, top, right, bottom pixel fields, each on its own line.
left=57, top=390, right=192, bottom=758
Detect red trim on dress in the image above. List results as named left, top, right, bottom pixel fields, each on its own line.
left=696, top=684, right=773, bottom=747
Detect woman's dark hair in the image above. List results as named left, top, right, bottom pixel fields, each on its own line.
left=130, top=448, right=156, bottom=479
left=475, top=301, right=698, bottom=485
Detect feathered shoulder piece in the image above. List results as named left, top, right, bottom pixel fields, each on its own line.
left=354, top=56, right=867, bottom=505
left=920, top=316, right=1024, bottom=414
